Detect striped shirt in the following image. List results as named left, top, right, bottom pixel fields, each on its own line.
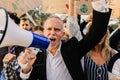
left=84, top=55, right=108, bottom=80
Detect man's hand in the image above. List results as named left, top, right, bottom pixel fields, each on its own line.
left=17, top=48, right=36, bottom=74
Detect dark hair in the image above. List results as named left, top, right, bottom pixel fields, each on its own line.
left=8, top=12, right=20, bottom=24
left=20, top=17, right=29, bottom=21
left=63, top=18, right=67, bottom=23
left=32, top=26, right=44, bottom=32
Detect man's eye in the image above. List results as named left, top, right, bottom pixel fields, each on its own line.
left=47, top=28, right=51, bottom=30
left=55, top=29, right=60, bottom=31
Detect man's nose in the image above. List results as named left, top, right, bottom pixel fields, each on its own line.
left=51, top=29, right=55, bottom=35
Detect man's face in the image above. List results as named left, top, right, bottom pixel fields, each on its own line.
left=19, top=20, right=31, bottom=30
left=43, top=17, right=65, bottom=49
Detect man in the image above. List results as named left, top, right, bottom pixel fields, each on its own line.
left=18, top=0, right=111, bottom=80
left=19, top=18, right=32, bottom=31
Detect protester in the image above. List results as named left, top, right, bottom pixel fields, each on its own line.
left=110, top=24, right=120, bottom=52
left=108, top=24, right=120, bottom=78
left=19, top=18, right=32, bottom=31
left=17, top=0, right=111, bottom=80
left=83, top=29, right=113, bottom=80
left=32, top=25, right=44, bottom=35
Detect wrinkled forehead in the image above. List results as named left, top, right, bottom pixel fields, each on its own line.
left=44, top=17, right=64, bottom=29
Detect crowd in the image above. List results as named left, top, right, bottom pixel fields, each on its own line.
left=0, top=0, right=120, bottom=80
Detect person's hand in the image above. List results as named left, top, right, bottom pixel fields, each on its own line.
left=17, top=48, right=36, bottom=74
left=84, top=13, right=92, bottom=22
left=3, top=53, right=16, bottom=63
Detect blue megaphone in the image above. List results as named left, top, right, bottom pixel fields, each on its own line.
left=0, top=7, right=50, bottom=50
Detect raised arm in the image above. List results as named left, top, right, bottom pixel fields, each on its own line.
left=66, top=0, right=83, bottom=41
left=78, top=0, right=111, bottom=56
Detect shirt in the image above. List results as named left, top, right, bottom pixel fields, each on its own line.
left=112, top=58, right=120, bottom=78
left=46, top=42, right=73, bottom=80
left=20, top=42, right=73, bottom=80
left=84, top=55, right=108, bottom=80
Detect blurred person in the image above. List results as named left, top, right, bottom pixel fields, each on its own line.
left=19, top=18, right=32, bottom=31
left=17, top=0, right=111, bottom=80
left=8, top=12, right=20, bottom=25
left=64, top=0, right=83, bottom=41
left=63, top=1, right=92, bottom=41
left=108, top=52, right=120, bottom=79
left=110, top=24, right=120, bottom=52
left=62, top=1, right=92, bottom=40
left=32, top=26, right=44, bottom=35
left=2, top=25, right=44, bottom=80
left=1, top=16, right=44, bottom=80
left=107, top=24, right=120, bottom=78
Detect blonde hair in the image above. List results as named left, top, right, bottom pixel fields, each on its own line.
left=81, top=20, right=113, bottom=61
left=101, top=29, right=111, bottom=61
left=85, top=22, right=111, bottom=61
left=88, top=29, right=112, bottom=61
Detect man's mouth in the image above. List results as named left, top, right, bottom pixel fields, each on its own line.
left=49, top=37, right=56, bottom=42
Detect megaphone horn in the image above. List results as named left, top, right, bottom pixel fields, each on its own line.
left=0, top=7, right=50, bottom=50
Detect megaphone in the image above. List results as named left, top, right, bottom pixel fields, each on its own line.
left=0, top=7, right=50, bottom=50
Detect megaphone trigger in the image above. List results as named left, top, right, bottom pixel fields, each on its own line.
left=29, top=47, right=40, bottom=55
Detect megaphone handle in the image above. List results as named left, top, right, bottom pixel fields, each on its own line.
left=29, top=47, right=40, bottom=55
left=20, top=63, right=28, bottom=69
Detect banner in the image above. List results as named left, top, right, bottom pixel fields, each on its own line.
left=107, top=0, right=120, bottom=18
left=110, top=9, right=120, bottom=18
left=42, top=0, right=68, bottom=14
left=107, top=0, right=120, bottom=9
left=42, top=0, right=92, bottom=15
left=0, top=0, right=42, bottom=16
left=75, top=0, right=92, bottom=15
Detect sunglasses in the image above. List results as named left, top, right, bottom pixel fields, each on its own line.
left=97, top=67, right=102, bottom=78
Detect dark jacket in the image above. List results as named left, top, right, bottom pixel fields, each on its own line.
left=110, top=28, right=120, bottom=52
left=26, top=9, right=111, bottom=80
